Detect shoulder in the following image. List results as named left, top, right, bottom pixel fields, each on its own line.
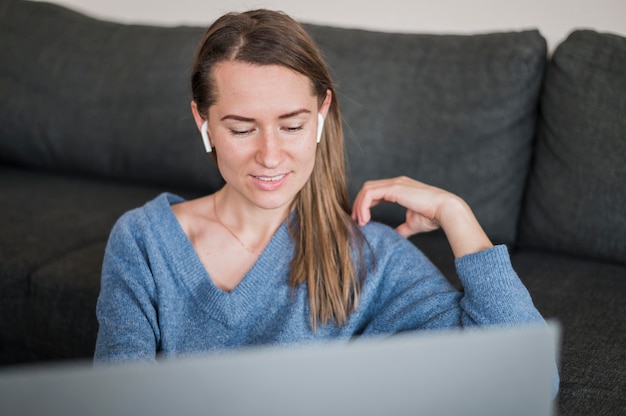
left=108, top=192, right=185, bottom=244
left=359, top=221, right=417, bottom=251
left=354, top=221, right=452, bottom=308
left=358, top=220, right=431, bottom=266
left=115, top=193, right=183, bottom=226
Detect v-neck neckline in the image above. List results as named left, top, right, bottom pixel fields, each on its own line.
left=151, top=193, right=294, bottom=327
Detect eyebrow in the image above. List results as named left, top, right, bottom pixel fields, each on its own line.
left=220, top=109, right=311, bottom=122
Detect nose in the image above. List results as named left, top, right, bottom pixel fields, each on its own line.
left=255, top=129, right=284, bottom=168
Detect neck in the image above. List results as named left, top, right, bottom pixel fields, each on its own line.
left=213, top=186, right=291, bottom=250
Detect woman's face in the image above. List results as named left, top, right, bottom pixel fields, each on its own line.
left=192, top=61, right=331, bottom=214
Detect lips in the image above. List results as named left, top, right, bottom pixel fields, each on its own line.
left=254, top=174, right=286, bottom=182
left=250, top=173, right=290, bottom=190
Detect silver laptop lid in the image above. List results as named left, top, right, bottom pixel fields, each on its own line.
left=0, top=322, right=559, bottom=416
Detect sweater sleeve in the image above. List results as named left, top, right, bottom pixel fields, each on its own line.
left=455, top=245, right=545, bottom=327
left=94, top=211, right=160, bottom=364
left=359, top=225, right=545, bottom=334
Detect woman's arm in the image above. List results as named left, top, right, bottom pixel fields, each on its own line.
left=353, top=175, right=548, bottom=328
left=94, top=213, right=160, bottom=364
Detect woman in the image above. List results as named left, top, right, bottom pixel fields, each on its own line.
left=94, top=9, right=547, bottom=363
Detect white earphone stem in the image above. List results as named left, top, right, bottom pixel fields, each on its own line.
left=317, top=113, right=324, bottom=143
left=201, top=120, right=212, bottom=153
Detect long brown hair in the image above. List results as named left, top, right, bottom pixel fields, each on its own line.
left=190, top=10, right=368, bottom=329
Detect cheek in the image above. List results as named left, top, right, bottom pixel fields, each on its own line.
left=300, top=145, right=318, bottom=176
left=213, top=145, right=249, bottom=179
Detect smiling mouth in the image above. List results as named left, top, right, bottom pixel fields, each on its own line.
left=253, top=174, right=286, bottom=182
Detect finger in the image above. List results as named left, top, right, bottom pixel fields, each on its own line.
left=352, top=181, right=391, bottom=225
left=395, top=222, right=414, bottom=238
left=351, top=182, right=372, bottom=225
left=353, top=177, right=424, bottom=226
left=351, top=190, right=374, bottom=226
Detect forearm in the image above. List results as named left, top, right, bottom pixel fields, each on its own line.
left=456, top=245, right=544, bottom=326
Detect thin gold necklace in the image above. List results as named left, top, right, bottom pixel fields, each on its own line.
left=213, top=195, right=262, bottom=255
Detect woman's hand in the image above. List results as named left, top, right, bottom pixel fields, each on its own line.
left=351, top=176, right=493, bottom=258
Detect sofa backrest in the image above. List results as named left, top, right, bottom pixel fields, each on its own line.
left=519, top=30, right=626, bottom=264
left=306, top=26, right=546, bottom=244
left=0, top=0, right=547, bottom=245
left=0, top=0, right=224, bottom=193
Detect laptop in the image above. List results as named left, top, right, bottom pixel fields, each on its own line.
left=0, top=322, right=559, bottom=416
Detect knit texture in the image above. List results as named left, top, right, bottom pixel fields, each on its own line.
left=95, top=193, right=546, bottom=363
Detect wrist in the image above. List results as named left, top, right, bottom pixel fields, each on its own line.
left=436, top=194, right=471, bottom=226
left=437, top=196, right=493, bottom=258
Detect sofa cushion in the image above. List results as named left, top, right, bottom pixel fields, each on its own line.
left=0, top=166, right=179, bottom=279
left=0, top=165, right=200, bottom=363
left=28, top=242, right=106, bottom=361
left=0, top=0, right=224, bottom=192
left=511, top=250, right=626, bottom=415
left=306, top=26, right=547, bottom=244
left=519, top=30, right=626, bottom=264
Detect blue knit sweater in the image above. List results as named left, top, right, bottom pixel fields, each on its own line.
left=94, top=193, right=546, bottom=363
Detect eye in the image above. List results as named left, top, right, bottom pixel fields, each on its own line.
left=229, top=128, right=254, bottom=136
left=283, top=125, right=304, bottom=133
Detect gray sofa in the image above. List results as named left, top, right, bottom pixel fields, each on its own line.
left=1, top=1, right=624, bottom=414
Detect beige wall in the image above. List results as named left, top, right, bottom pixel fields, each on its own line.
left=35, top=0, right=626, bottom=51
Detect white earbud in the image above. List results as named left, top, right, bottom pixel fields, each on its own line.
left=200, top=120, right=212, bottom=153
left=316, top=113, right=324, bottom=143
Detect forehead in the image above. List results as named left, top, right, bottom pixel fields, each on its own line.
left=211, top=61, right=317, bottom=114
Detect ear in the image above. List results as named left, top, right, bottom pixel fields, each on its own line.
left=319, top=90, right=332, bottom=119
left=191, top=101, right=212, bottom=153
left=190, top=101, right=205, bottom=131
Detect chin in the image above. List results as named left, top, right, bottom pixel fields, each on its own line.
left=249, top=192, right=297, bottom=213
